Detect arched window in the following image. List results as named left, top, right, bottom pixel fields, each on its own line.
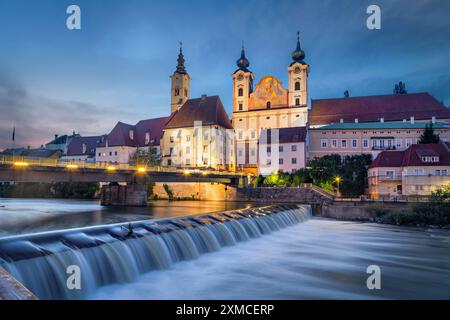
left=174, top=88, right=180, bottom=96
left=295, top=81, right=301, bottom=91
left=266, top=101, right=271, bottom=109
left=238, top=88, right=244, bottom=97
left=295, top=98, right=300, bottom=106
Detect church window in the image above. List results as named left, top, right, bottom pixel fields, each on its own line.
left=238, top=88, right=244, bottom=96
left=239, top=103, right=243, bottom=111
left=175, top=88, right=180, bottom=96
left=266, top=101, right=271, bottom=109
left=295, top=81, right=301, bottom=91
left=295, top=98, right=300, bottom=106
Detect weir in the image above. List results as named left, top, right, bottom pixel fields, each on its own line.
left=0, top=204, right=311, bottom=300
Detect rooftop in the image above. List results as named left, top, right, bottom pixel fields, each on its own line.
left=311, top=121, right=447, bottom=131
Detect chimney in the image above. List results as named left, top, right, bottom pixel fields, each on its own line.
left=380, top=118, right=384, bottom=123
left=355, top=118, right=359, bottom=123
left=432, top=116, right=436, bottom=124
left=340, top=118, right=344, bottom=123
left=201, top=94, right=207, bottom=100
left=410, top=116, right=414, bottom=124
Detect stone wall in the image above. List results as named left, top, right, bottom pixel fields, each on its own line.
left=235, top=187, right=334, bottom=204
left=151, top=182, right=237, bottom=201
left=100, top=184, right=148, bottom=206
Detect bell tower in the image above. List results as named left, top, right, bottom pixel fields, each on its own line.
left=171, top=42, right=190, bottom=113
left=232, top=42, right=254, bottom=113
left=288, top=32, right=309, bottom=108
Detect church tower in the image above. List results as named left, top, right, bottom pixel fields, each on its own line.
left=232, top=42, right=254, bottom=113
left=288, top=32, right=309, bottom=108
left=171, top=42, right=190, bottom=113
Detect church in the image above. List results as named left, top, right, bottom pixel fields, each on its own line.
left=231, top=33, right=309, bottom=171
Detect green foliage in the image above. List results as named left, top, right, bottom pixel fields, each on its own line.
left=365, top=203, right=390, bottom=219
left=252, top=175, right=265, bottom=188
left=291, top=169, right=311, bottom=187
left=418, top=122, right=440, bottom=144
left=162, top=183, right=174, bottom=200
left=129, top=147, right=161, bottom=166
left=263, top=171, right=291, bottom=187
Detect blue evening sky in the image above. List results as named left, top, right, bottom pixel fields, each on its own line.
left=0, top=0, right=449, bottom=148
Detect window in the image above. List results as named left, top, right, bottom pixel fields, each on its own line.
left=186, top=146, right=190, bottom=154
left=279, top=145, right=284, bottom=152
left=114, top=151, right=118, bottom=156
left=405, top=139, right=412, bottom=148
left=98, top=152, right=101, bottom=157
left=204, top=133, right=209, bottom=141
left=396, top=139, right=402, bottom=149
left=295, top=81, right=300, bottom=91
left=267, top=146, right=271, bottom=153
left=279, top=158, right=284, bottom=165
left=186, top=135, right=191, bottom=142
left=82, top=143, right=87, bottom=154
left=174, top=88, right=180, bottom=96
left=185, top=158, right=190, bottom=165
left=266, top=101, right=271, bottom=109
left=341, top=140, right=347, bottom=148
left=169, top=147, right=173, bottom=155
left=238, top=149, right=243, bottom=157
left=250, top=130, right=256, bottom=139
left=442, top=170, right=448, bottom=176
left=295, top=98, right=300, bottom=106
left=352, top=139, right=357, bottom=148
left=291, top=145, right=297, bottom=152
left=109, top=151, right=112, bottom=156
left=238, top=88, right=243, bottom=96
left=239, top=103, right=243, bottom=111
left=250, top=148, right=256, bottom=157
left=145, top=132, right=150, bottom=145
left=203, top=145, right=208, bottom=153
left=292, top=158, right=297, bottom=164
left=386, top=171, right=394, bottom=179
left=129, top=130, right=134, bottom=140
left=167, top=159, right=172, bottom=166
left=363, top=139, right=369, bottom=148
left=266, top=159, right=271, bottom=165
left=388, top=140, right=392, bottom=148
left=238, top=131, right=243, bottom=140
left=332, top=139, right=337, bottom=148
left=170, top=136, right=175, bottom=143
left=435, top=170, right=441, bottom=176
left=321, top=140, right=328, bottom=148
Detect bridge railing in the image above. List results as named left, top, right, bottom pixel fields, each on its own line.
left=0, top=155, right=248, bottom=177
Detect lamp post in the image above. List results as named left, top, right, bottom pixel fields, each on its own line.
left=335, top=176, right=341, bottom=198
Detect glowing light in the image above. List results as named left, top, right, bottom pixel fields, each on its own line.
left=202, top=171, right=208, bottom=176
left=335, top=176, right=341, bottom=183
left=183, top=170, right=191, bottom=176
left=106, top=166, right=116, bottom=172
left=66, top=164, right=79, bottom=169
left=137, top=167, right=147, bottom=173
left=14, top=161, right=29, bottom=167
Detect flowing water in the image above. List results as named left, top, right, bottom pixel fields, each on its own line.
left=1, top=200, right=449, bottom=300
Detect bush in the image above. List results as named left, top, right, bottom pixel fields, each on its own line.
left=365, top=203, right=390, bottom=219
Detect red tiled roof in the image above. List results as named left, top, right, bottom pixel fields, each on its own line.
left=67, top=135, right=106, bottom=156
left=310, top=93, right=450, bottom=125
left=99, top=116, right=171, bottom=148
left=370, top=143, right=450, bottom=168
left=165, top=96, right=233, bottom=129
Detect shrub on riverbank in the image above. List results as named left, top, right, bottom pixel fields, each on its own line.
left=0, top=182, right=100, bottom=199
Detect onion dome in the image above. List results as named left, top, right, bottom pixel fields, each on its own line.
left=291, top=32, right=306, bottom=64
left=236, top=41, right=250, bottom=72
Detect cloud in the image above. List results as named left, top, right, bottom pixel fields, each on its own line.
left=0, top=73, right=135, bottom=150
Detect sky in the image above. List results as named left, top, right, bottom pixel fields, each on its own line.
left=0, top=0, right=449, bottom=149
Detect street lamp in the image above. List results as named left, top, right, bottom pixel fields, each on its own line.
left=335, top=176, right=341, bottom=197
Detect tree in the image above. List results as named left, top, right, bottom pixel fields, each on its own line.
left=418, top=122, right=440, bottom=144
left=129, top=147, right=161, bottom=166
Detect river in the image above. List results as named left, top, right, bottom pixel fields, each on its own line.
left=0, top=199, right=449, bottom=299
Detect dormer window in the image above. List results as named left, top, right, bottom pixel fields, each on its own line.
left=129, top=130, right=134, bottom=140
left=82, top=143, right=87, bottom=154
left=421, top=156, right=439, bottom=163
left=145, top=132, right=150, bottom=145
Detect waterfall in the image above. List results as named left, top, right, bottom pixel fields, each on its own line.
left=0, top=204, right=311, bottom=300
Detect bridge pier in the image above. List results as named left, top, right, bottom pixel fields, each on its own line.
left=100, top=183, right=147, bottom=207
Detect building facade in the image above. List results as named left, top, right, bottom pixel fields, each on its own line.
left=161, top=95, right=235, bottom=170
left=368, top=142, right=450, bottom=200
left=309, top=120, right=450, bottom=160
left=258, top=127, right=308, bottom=174
left=232, top=34, right=309, bottom=170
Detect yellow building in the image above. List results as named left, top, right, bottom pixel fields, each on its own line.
left=232, top=33, right=309, bottom=170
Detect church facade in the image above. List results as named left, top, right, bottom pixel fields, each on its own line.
left=231, top=34, right=309, bottom=171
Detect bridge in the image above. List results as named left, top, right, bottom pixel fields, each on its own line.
left=0, top=156, right=251, bottom=206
